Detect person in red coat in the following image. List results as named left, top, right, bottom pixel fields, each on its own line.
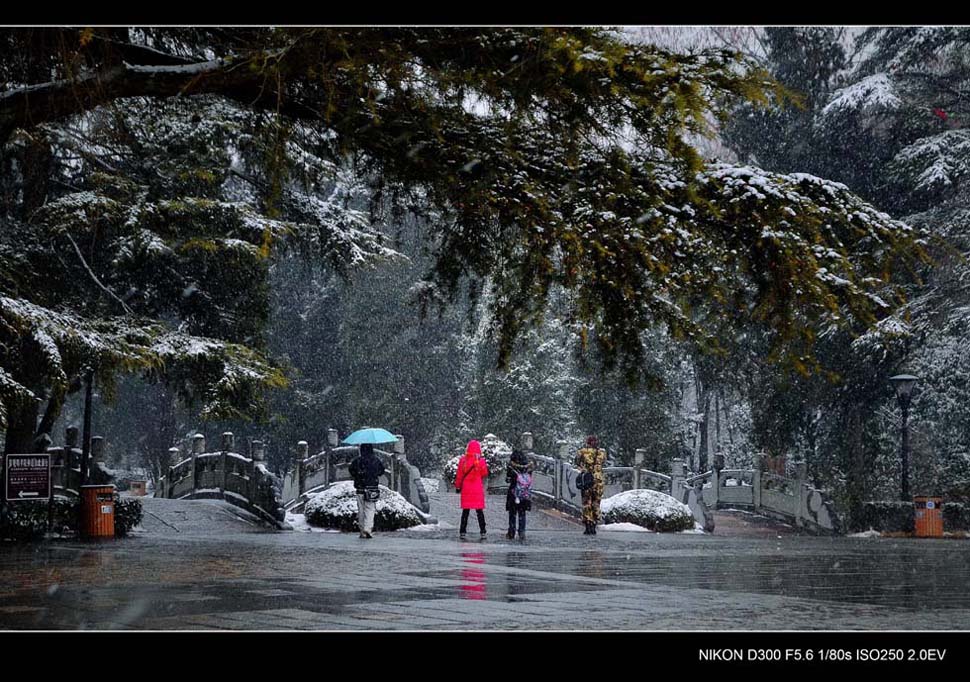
left=455, top=439, right=489, bottom=539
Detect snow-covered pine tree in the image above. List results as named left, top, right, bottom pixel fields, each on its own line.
left=1, top=28, right=928, bottom=457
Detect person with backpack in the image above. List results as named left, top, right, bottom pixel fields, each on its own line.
left=506, top=449, right=534, bottom=540
left=455, top=439, right=489, bottom=539
left=348, top=443, right=385, bottom=539
left=575, top=435, right=607, bottom=535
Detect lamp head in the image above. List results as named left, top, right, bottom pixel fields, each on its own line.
left=890, top=374, right=919, bottom=400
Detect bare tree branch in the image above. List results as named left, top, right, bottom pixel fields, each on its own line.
left=62, top=232, right=134, bottom=316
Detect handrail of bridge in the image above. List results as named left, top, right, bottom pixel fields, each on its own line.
left=437, top=436, right=842, bottom=535
left=155, top=433, right=287, bottom=528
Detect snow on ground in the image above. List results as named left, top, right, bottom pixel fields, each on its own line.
left=420, top=477, right=440, bottom=494
left=598, top=522, right=652, bottom=532
left=849, top=530, right=883, bottom=538
left=285, top=511, right=339, bottom=532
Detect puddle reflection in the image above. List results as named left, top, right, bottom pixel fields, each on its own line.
left=459, top=551, right=486, bottom=600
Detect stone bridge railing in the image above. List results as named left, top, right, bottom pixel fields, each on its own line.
left=155, top=432, right=287, bottom=528
left=700, top=455, right=842, bottom=534
left=281, top=428, right=431, bottom=517
left=45, top=426, right=114, bottom=497
left=469, top=433, right=841, bottom=534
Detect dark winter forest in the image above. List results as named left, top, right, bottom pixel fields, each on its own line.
left=2, top=27, right=968, bottom=529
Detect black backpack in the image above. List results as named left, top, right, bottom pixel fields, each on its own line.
left=576, top=470, right=594, bottom=491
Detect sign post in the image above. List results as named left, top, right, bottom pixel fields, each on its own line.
left=5, top=454, right=52, bottom=499
left=4, top=454, right=54, bottom=533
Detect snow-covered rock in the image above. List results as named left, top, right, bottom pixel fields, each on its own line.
left=304, top=481, right=423, bottom=532
left=600, top=488, right=695, bottom=532
left=420, top=477, right=440, bottom=494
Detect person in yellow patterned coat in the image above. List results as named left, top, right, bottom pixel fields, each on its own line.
left=575, top=435, right=607, bottom=535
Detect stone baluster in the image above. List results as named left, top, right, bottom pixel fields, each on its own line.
left=325, top=428, right=338, bottom=487
left=220, top=432, right=233, bottom=494
left=555, top=439, right=568, bottom=502
left=521, top=432, right=534, bottom=453
left=671, top=458, right=686, bottom=501
left=191, top=433, right=205, bottom=492
left=167, top=447, right=180, bottom=498
left=634, top=449, right=646, bottom=490
left=712, top=453, right=725, bottom=506
left=794, top=460, right=807, bottom=527
left=90, top=435, right=103, bottom=457
left=752, top=453, right=764, bottom=511
left=296, top=440, right=308, bottom=498
left=251, top=440, right=264, bottom=502
left=65, top=425, right=79, bottom=469
left=393, top=435, right=405, bottom=492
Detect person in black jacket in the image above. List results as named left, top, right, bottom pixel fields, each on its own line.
left=349, top=443, right=385, bottom=538
left=506, top=449, right=534, bottom=540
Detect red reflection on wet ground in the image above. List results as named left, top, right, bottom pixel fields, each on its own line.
left=460, top=551, right=487, bottom=600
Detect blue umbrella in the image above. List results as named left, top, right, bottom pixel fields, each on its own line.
left=341, top=428, right=399, bottom=445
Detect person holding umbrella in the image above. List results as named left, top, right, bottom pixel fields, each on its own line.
left=343, top=428, right=396, bottom=539
left=455, top=439, right=489, bottom=540
left=349, top=443, right=385, bottom=539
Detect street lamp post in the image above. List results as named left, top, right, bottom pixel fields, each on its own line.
left=889, top=374, right=918, bottom=501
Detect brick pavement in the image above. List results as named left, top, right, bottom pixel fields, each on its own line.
left=2, top=495, right=969, bottom=630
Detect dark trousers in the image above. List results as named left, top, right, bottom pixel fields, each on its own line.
left=460, top=509, right=486, bottom=534
left=508, top=509, right=527, bottom=536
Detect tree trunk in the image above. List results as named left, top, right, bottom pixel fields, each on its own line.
left=20, top=133, right=53, bottom=216
left=35, top=384, right=67, bottom=447
left=695, top=375, right=710, bottom=472
left=844, top=404, right=867, bottom=531
left=2, top=399, right=39, bottom=455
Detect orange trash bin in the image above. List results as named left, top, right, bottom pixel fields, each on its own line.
left=914, top=496, right=943, bottom=538
left=80, top=485, right=116, bottom=538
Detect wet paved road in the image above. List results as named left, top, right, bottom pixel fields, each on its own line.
left=2, top=496, right=969, bottom=630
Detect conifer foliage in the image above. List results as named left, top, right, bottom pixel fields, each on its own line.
left=0, top=28, right=925, bottom=453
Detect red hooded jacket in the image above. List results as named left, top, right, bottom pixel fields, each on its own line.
left=455, top=443, right=489, bottom=509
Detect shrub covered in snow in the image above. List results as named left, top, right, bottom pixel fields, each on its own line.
left=857, top=501, right=970, bottom=533
left=114, top=497, right=143, bottom=537
left=944, top=502, right=970, bottom=531
left=442, top=434, right=511, bottom=484
left=0, top=497, right=77, bottom=540
left=304, top=481, right=422, bottom=531
left=442, top=456, right=461, bottom=484
left=480, top=433, right=512, bottom=465
left=0, top=494, right=142, bottom=540
left=858, top=501, right=914, bottom=533
left=600, top=489, right=694, bottom=532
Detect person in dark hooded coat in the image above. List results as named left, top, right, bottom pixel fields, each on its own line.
left=506, top=449, right=534, bottom=539
left=349, top=443, right=385, bottom=538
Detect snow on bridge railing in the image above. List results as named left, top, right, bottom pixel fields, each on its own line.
left=155, top=433, right=287, bottom=528
left=469, top=437, right=841, bottom=535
